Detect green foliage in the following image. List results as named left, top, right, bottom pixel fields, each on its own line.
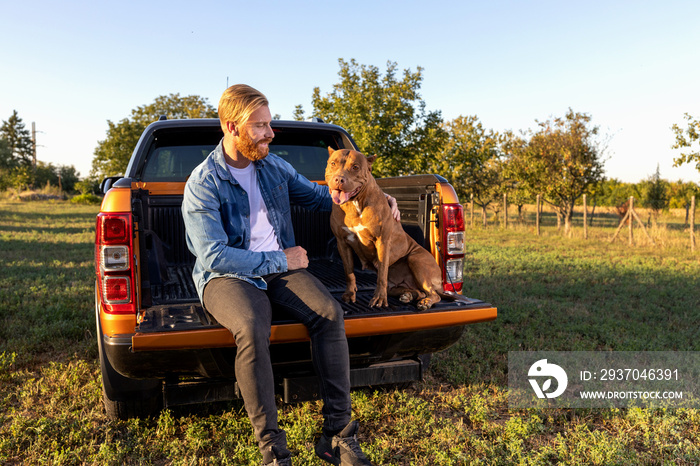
left=669, top=180, right=700, bottom=210
left=75, top=177, right=101, bottom=195
left=592, top=178, right=638, bottom=207
left=509, top=109, right=606, bottom=232
left=70, top=193, right=102, bottom=205
left=0, top=110, right=33, bottom=168
left=90, top=93, right=217, bottom=180
left=0, top=111, right=81, bottom=192
left=433, top=115, right=502, bottom=223
left=639, top=165, right=670, bottom=216
left=0, top=112, right=34, bottom=191
left=499, top=130, right=532, bottom=209
left=310, top=59, right=446, bottom=177
left=32, top=161, right=81, bottom=193
left=292, top=104, right=305, bottom=121
left=672, top=112, right=700, bottom=172
left=0, top=165, right=32, bottom=191
left=0, top=351, right=16, bottom=381
left=0, top=138, right=12, bottom=170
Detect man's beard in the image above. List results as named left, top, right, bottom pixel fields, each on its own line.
left=238, top=131, right=272, bottom=162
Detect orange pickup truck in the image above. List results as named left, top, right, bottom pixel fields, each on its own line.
left=95, top=118, right=496, bottom=419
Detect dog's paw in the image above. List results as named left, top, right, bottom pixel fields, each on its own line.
left=399, top=292, right=412, bottom=303
left=369, top=292, right=388, bottom=308
left=416, top=298, right=432, bottom=311
left=342, top=291, right=356, bottom=303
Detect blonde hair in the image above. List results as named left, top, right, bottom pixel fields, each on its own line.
left=218, top=84, right=269, bottom=130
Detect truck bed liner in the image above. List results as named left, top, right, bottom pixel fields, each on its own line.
left=142, top=258, right=490, bottom=335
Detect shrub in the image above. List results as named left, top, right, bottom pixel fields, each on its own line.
left=70, top=193, right=102, bottom=205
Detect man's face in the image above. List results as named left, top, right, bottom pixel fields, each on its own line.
left=237, top=105, right=274, bottom=161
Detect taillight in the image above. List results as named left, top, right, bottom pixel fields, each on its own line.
left=96, top=213, right=137, bottom=314
left=100, top=216, right=129, bottom=243
left=441, top=204, right=465, bottom=293
left=103, top=276, right=132, bottom=303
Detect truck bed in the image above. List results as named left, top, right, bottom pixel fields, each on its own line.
left=139, top=258, right=492, bottom=332
left=133, top=181, right=494, bottom=345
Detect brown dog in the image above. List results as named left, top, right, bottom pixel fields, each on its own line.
left=325, top=147, right=444, bottom=311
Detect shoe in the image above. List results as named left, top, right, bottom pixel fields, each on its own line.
left=262, top=445, right=292, bottom=466
left=315, top=420, right=373, bottom=465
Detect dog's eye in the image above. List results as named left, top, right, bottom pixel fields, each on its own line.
left=352, top=165, right=359, bottom=171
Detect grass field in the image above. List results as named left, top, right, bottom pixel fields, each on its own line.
left=1, top=199, right=699, bottom=465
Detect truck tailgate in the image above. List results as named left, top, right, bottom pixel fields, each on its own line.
left=132, top=259, right=496, bottom=351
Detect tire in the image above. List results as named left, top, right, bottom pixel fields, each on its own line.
left=96, top=284, right=163, bottom=420
left=98, top=338, right=163, bottom=420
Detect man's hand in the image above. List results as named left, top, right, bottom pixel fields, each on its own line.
left=284, top=246, right=309, bottom=270
left=385, top=193, right=401, bottom=222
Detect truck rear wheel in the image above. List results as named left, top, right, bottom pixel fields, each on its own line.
left=96, top=286, right=163, bottom=420
left=98, top=329, right=163, bottom=420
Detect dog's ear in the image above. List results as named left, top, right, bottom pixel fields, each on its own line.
left=328, top=146, right=335, bottom=157
left=366, top=155, right=377, bottom=168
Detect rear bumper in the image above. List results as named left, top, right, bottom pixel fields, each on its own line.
left=103, top=294, right=496, bottom=380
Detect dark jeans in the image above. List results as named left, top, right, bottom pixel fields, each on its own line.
left=203, top=270, right=351, bottom=456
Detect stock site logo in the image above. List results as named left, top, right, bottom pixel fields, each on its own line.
left=528, top=359, right=568, bottom=399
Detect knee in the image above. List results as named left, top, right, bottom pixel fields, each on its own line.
left=311, top=300, right=345, bottom=334
left=234, top=316, right=271, bottom=348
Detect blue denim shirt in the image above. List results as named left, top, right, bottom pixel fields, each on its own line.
left=182, top=140, right=331, bottom=302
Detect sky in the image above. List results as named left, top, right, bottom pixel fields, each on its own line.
left=1, top=0, right=699, bottom=184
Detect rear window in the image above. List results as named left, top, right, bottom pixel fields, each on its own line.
left=143, top=144, right=215, bottom=181
left=140, top=124, right=348, bottom=182
left=270, top=128, right=346, bottom=181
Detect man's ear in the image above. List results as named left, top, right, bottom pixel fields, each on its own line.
left=366, top=155, right=377, bottom=168
left=328, top=146, right=335, bottom=156
left=226, top=120, right=239, bottom=136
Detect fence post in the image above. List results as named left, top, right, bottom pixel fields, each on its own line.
left=583, top=194, right=588, bottom=240
left=628, top=196, right=634, bottom=245
left=470, top=194, right=474, bottom=228
left=503, top=193, right=508, bottom=229
left=691, top=195, right=696, bottom=252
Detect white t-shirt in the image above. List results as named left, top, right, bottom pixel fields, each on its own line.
left=227, top=163, right=282, bottom=253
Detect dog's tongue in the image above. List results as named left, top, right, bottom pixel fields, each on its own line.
left=330, top=189, right=352, bottom=205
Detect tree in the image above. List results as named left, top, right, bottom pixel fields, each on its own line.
left=91, top=94, right=217, bottom=179
left=512, top=109, right=606, bottom=233
left=0, top=138, right=11, bottom=172
left=292, top=105, right=305, bottom=121
left=593, top=178, right=637, bottom=207
left=671, top=113, right=700, bottom=172
left=668, top=180, right=699, bottom=225
left=640, top=165, right=669, bottom=223
left=310, top=59, right=445, bottom=177
left=433, top=115, right=501, bottom=225
left=500, top=130, right=534, bottom=220
left=0, top=110, right=33, bottom=168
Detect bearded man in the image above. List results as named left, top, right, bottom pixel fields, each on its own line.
left=182, top=85, right=385, bottom=466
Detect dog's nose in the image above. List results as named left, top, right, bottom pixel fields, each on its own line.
left=333, top=175, right=345, bottom=186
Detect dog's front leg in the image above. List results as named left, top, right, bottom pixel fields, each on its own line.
left=369, top=236, right=389, bottom=307
left=336, top=238, right=357, bottom=303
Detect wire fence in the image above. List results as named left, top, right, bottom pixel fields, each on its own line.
left=465, top=195, right=697, bottom=252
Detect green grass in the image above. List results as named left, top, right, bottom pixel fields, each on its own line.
left=1, top=199, right=699, bottom=465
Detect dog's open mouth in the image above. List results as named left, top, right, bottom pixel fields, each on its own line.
left=330, top=186, right=361, bottom=205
